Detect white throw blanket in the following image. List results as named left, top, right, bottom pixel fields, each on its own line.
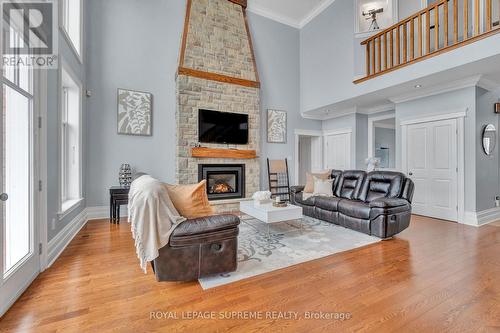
left=128, top=175, right=186, bottom=273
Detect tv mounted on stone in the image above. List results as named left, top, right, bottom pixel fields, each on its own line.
left=198, top=109, right=249, bottom=145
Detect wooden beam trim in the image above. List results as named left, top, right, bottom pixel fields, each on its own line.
left=227, top=0, right=247, bottom=8
left=178, top=67, right=260, bottom=88
left=243, top=9, right=260, bottom=84
left=191, top=147, right=256, bottom=159
left=178, top=0, right=192, bottom=68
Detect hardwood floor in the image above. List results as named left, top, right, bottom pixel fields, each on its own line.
left=1, top=215, right=499, bottom=332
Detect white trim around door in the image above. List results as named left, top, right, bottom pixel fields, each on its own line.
left=294, top=129, right=323, bottom=185
left=401, top=109, right=466, bottom=224
left=368, top=113, right=396, bottom=160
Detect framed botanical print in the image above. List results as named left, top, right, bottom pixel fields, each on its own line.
left=267, top=109, right=287, bottom=144
left=117, top=88, right=153, bottom=136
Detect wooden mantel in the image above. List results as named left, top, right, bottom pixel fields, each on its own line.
left=228, top=0, right=247, bottom=8
left=191, top=147, right=257, bottom=159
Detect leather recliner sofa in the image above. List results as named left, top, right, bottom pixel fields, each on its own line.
left=291, top=171, right=414, bottom=239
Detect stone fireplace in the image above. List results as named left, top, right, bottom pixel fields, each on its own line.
left=176, top=0, right=260, bottom=211
left=199, top=164, right=245, bottom=201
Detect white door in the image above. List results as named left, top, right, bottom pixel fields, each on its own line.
left=0, top=40, right=41, bottom=315
left=324, top=132, right=351, bottom=170
left=406, top=118, right=458, bottom=221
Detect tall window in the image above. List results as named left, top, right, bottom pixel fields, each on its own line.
left=61, top=0, right=82, bottom=56
left=60, top=66, right=82, bottom=213
left=2, top=13, right=34, bottom=272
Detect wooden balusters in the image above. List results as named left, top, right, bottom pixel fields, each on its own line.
left=390, top=30, right=394, bottom=67
left=383, top=33, right=388, bottom=70
left=356, top=0, right=500, bottom=83
left=410, top=18, right=415, bottom=60
left=426, top=9, right=431, bottom=53
left=366, top=42, right=371, bottom=76
left=434, top=5, right=439, bottom=51
left=395, top=26, right=400, bottom=65
left=464, top=0, right=469, bottom=39
left=418, top=14, right=423, bottom=56
left=371, top=41, right=376, bottom=74
left=453, top=0, right=458, bottom=43
left=474, top=0, right=480, bottom=35
left=377, top=37, right=382, bottom=72
left=403, top=23, right=408, bottom=63
left=444, top=0, right=449, bottom=46
left=486, top=0, right=492, bottom=31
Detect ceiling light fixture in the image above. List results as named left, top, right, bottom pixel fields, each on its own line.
left=414, top=84, right=422, bottom=88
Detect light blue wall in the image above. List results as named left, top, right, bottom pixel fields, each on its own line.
left=247, top=12, right=321, bottom=188
left=47, top=3, right=87, bottom=241
left=395, top=87, right=478, bottom=212
left=84, top=0, right=320, bottom=206
left=476, top=87, right=500, bottom=211
left=85, top=0, right=184, bottom=206
left=300, top=0, right=355, bottom=113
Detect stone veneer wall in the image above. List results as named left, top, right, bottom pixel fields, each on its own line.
left=176, top=76, right=260, bottom=195
left=183, top=0, right=257, bottom=81
left=176, top=0, right=261, bottom=208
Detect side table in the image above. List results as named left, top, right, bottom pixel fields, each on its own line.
left=109, top=186, right=130, bottom=224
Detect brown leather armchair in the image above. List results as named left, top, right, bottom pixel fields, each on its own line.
left=152, top=214, right=240, bottom=282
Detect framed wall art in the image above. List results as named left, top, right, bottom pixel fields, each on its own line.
left=117, top=88, right=153, bottom=136
left=267, top=109, right=287, bottom=144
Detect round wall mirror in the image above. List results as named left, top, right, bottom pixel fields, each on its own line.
left=482, top=124, right=497, bottom=156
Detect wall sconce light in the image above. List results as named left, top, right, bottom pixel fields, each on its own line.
left=495, top=102, right=500, bottom=114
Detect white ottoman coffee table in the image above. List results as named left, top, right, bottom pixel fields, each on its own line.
left=239, top=201, right=303, bottom=240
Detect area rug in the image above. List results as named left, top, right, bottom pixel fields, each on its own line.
left=198, top=215, right=379, bottom=289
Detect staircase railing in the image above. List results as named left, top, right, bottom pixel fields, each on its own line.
left=355, top=0, right=500, bottom=83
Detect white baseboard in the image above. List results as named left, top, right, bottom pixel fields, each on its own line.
left=463, top=207, right=500, bottom=227
left=47, top=208, right=88, bottom=267
left=0, top=269, right=39, bottom=317
left=3, top=204, right=127, bottom=316
left=47, top=205, right=128, bottom=268
left=86, top=205, right=128, bottom=221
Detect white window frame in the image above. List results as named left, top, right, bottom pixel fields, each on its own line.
left=58, top=59, right=83, bottom=219
left=59, top=0, right=83, bottom=63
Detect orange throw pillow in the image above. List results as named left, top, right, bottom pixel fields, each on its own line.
left=166, top=180, right=214, bottom=219
left=304, top=170, right=331, bottom=193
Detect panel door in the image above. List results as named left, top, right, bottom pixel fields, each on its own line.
left=324, top=132, right=351, bottom=171
left=406, top=118, right=458, bottom=221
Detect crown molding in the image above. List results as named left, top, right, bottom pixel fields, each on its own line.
left=477, top=77, right=500, bottom=91
left=299, top=0, right=336, bottom=28
left=247, top=3, right=301, bottom=28
left=247, top=0, right=336, bottom=29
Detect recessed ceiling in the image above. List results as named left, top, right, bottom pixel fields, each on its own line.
left=247, top=0, right=335, bottom=29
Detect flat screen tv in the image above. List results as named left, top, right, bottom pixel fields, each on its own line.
left=198, top=109, right=249, bottom=144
